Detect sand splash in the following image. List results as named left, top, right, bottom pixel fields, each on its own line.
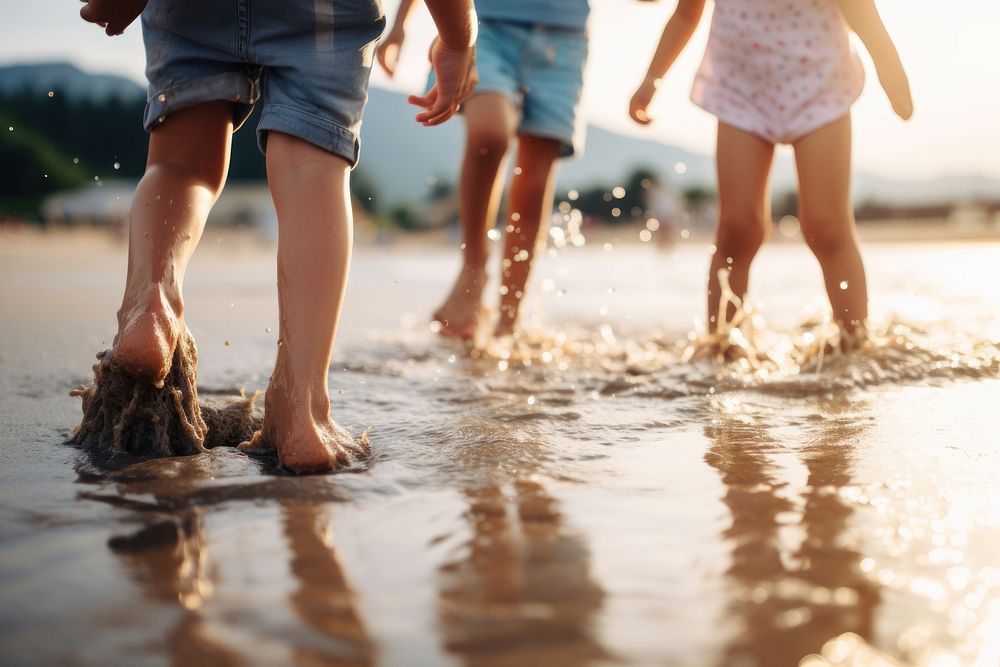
left=458, top=267, right=999, bottom=398
left=68, top=332, right=261, bottom=458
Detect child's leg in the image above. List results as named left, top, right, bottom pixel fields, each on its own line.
left=433, top=94, right=518, bottom=339
left=792, top=115, right=868, bottom=332
left=494, top=134, right=562, bottom=336
left=259, top=131, right=363, bottom=473
left=113, top=102, right=233, bottom=380
left=708, top=123, right=775, bottom=331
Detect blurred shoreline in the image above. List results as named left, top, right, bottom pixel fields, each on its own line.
left=2, top=216, right=999, bottom=253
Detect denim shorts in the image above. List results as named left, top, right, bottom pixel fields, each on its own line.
left=141, top=0, right=385, bottom=165
left=474, top=19, right=588, bottom=157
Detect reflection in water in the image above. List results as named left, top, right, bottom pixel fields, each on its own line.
left=282, top=502, right=375, bottom=667
left=435, top=418, right=609, bottom=666
left=95, top=453, right=373, bottom=666
left=704, top=397, right=880, bottom=666
left=108, top=508, right=242, bottom=666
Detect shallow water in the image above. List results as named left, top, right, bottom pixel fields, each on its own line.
left=1, top=231, right=999, bottom=666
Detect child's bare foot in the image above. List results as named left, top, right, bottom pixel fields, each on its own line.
left=241, top=387, right=368, bottom=474
left=432, top=265, right=486, bottom=340
left=112, top=284, right=181, bottom=384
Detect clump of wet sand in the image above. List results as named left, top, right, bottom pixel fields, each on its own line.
left=68, top=332, right=261, bottom=458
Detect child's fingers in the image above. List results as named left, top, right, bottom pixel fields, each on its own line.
left=79, top=3, right=101, bottom=23
left=408, top=88, right=438, bottom=111
left=417, top=87, right=458, bottom=125
left=411, top=88, right=460, bottom=124
left=417, top=94, right=457, bottom=125
left=376, top=44, right=398, bottom=77
left=629, top=100, right=652, bottom=125
left=427, top=106, right=459, bottom=126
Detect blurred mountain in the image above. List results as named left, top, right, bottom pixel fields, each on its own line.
left=360, top=86, right=717, bottom=205
left=3, top=63, right=1000, bottom=209
left=362, top=87, right=1000, bottom=206
left=0, top=62, right=145, bottom=102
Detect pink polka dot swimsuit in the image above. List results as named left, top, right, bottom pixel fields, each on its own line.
left=691, top=0, right=865, bottom=144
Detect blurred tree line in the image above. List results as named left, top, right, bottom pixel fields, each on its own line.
left=0, top=87, right=380, bottom=219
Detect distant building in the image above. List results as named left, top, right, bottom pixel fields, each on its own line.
left=40, top=180, right=375, bottom=241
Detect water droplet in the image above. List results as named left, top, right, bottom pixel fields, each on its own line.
left=7, top=126, right=13, bottom=132
left=567, top=189, right=579, bottom=201
left=73, top=157, right=79, bottom=164
left=680, top=229, right=690, bottom=239
left=158, top=93, right=167, bottom=102
left=487, top=228, right=500, bottom=241
left=224, top=340, right=231, bottom=346
left=612, top=186, right=626, bottom=199
left=527, top=395, right=536, bottom=406
left=113, top=162, right=121, bottom=170
left=639, top=229, right=652, bottom=242
left=646, top=218, right=661, bottom=231
left=603, top=242, right=613, bottom=252
left=511, top=212, right=521, bottom=222
left=839, top=280, right=849, bottom=290
left=513, top=167, right=523, bottom=176
left=674, top=162, right=688, bottom=174
left=264, top=327, right=272, bottom=334
left=47, top=91, right=54, bottom=98
left=448, top=354, right=456, bottom=363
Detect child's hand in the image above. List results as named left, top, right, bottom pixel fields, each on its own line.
left=876, top=61, right=913, bottom=120
left=629, top=77, right=659, bottom=125
left=408, top=38, right=477, bottom=126
left=79, top=0, right=148, bottom=36
left=376, top=27, right=406, bottom=78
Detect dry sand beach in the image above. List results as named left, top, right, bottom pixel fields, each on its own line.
left=1, top=229, right=999, bottom=666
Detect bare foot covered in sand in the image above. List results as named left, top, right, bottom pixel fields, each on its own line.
left=69, top=330, right=208, bottom=457
left=239, top=388, right=369, bottom=474
left=432, top=265, right=487, bottom=340
left=112, top=284, right=182, bottom=384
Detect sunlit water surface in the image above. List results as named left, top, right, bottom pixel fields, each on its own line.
left=1, top=232, right=999, bottom=666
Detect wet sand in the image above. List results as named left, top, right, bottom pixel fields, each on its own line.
left=2, top=229, right=999, bottom=666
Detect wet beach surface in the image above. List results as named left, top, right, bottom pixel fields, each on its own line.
left=2, top=230, right=999, bottom=666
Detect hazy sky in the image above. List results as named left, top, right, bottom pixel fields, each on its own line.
left=3, top=0, right=999, bottom=181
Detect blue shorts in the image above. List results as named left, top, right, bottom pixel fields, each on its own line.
left=471, top=19, right=588, bottom=157
left=140, top=0, right=385, bottom=166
